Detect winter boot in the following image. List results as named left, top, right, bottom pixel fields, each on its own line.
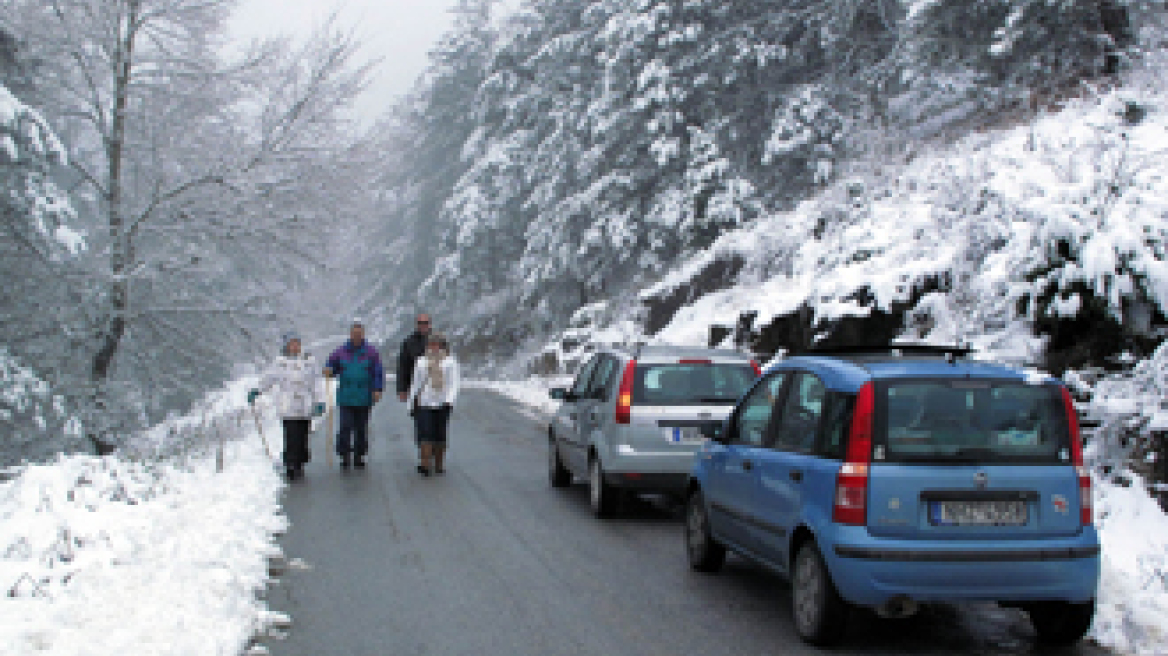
left=340, top=454, right=351, bottom=470
left=354, top=454, right=366, bottom=469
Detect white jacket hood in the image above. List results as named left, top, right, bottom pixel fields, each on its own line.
left=259, top=354, right=324, bottom=419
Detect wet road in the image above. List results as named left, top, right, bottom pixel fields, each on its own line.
left=261, top=388, right=1112, bottom=656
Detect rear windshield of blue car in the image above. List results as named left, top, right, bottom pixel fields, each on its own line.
left=876, top=380, right=1074, bottom=464
left=634, top=364, right=756, bottom=405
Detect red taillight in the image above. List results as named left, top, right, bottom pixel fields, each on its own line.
left=615, top=360, right=637, bottom=424
left=834, top=382, right=875, bottom=525
left=1061, top=386, right=1092, bottom=526
left=834, top=463, right=869, bottom=524
left=749, top=360, right=761, bottom=376
left=1077, top=467, right=1092, bottom=526
left=679, top=359, right=712, bottom=365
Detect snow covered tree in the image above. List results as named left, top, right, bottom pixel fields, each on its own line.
left=0, top=78, right=91, bottom=464
left=894, top=0, right=1135, bottom=133
left=355, top=0, right=1153, bottom=369
left=362, top=0, right=502, bottom=342
left=424, top=0, right=898, bottom=348
left=7, top=0, right=371, bottom=450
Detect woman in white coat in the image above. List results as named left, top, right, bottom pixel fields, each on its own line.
left=406, top=333, right=459, bottom=476
left=249, top=334, right=325, bottom=480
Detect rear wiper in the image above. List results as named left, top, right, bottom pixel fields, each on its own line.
left=953, top=447, right=996, bottom=459
left=897, top=445, right=990, bottom=462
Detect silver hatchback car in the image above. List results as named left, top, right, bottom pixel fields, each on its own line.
left=548, top=345, right=760, bottom=517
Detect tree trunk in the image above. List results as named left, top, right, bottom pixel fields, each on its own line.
left=89, top=1, right=139, bottom=455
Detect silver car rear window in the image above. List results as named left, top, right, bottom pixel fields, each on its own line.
left=878, top=380, right=1073, bottom=463
left=633, top=364, right=755, bottom=406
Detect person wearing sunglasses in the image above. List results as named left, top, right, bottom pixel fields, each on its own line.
left=397, top=314, right=432, bottom=404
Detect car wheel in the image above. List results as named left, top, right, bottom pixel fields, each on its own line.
left=589, top=456, right=619, bottom=518
left=1026, top=600, right=1095, bottom=646
left=548, top=437, right=571, bottom=488
left=791, top=541, right=850, bottom=646
left=685, top=490, right=725, bottom=572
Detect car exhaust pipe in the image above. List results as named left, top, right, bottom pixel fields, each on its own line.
left=876, top=596, right=918, bottom=619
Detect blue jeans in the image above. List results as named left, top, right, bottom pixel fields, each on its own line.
left=337, top=405, right=371, bottom=456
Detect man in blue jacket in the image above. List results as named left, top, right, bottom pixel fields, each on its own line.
left=324, top=319, right=384, bottom=469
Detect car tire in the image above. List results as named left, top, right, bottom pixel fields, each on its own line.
left=1026, top=600, right=1095, bottom=646
left=791, top=541, right=850, bottom=646
left=685, top=490, right=726, bottom=573
left=548, top=437, right=571, bottom=488
left=589, top=456, right=619, bottom=518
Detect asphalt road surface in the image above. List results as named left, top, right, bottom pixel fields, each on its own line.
left=260, top=388, right=1113, bottom=656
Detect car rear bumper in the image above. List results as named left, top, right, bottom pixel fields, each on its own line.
left=834, top=545, right=1100, bottom=561
left=603, top=471, right=689, bottom=492
left=607, top=443, right=696, bottom=469
left=604, top=447, right=696, bottom=487
left=823, top=529, right=1101, bottom=606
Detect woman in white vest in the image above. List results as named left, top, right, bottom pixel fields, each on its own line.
left=406, top=333, right=460, bottom=476
left=249, top=334, right=326, bottom=480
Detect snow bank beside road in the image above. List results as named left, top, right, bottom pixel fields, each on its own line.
left=477, top=377, right=1168, bottom=656
left=0, top=379, right=287, bottom=656
left=1093, top=472, right=1168, bottom=655
left=465, top=376, right=571, bottom=421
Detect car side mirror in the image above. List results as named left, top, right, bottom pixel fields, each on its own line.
left=550, top=388, right=568, bottom=400
left=701, top=422, right=726, bottom=442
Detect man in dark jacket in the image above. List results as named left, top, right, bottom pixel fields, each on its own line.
left=324, top=319, right=384, bottom=469
left=397, top=313, right=431, bottom=402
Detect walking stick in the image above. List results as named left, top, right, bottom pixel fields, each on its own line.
left=252, top=403, right=272, bottom=459
left=326, top=378, right=334, bottom=468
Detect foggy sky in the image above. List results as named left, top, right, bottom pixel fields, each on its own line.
left=230, top=0, right=463, bottom=122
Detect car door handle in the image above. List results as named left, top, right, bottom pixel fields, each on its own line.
left=742, top=460, right=753, bottom=472
left=569, top=413, right=577, bottom=421
left=789, top=470, right=803, bottom=482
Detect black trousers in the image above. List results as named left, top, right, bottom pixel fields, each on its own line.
left=414, top=405, right=452, bottom=444
left=282, top=419, right=311, bottom=468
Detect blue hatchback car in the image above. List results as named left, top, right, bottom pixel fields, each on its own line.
left=684, top=346, right=1100, bottom=647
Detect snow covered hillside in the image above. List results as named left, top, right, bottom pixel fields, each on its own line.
left=641, top=73, right=1168, bottom=367
left=0, top=376, right=289, bottom=655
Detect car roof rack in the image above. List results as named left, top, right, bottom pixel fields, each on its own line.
left=799, top=343, right=974, bottom=359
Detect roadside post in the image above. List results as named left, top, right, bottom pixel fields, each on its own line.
left=326, top=378, right=334, bottom=468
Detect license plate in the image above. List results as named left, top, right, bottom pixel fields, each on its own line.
left=930, top=500, right=1028, bottom=526
left=663, top=427, right=703, bottom=444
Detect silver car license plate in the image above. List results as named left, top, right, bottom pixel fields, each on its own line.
left=930, top=500, right=1028, bottom=526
